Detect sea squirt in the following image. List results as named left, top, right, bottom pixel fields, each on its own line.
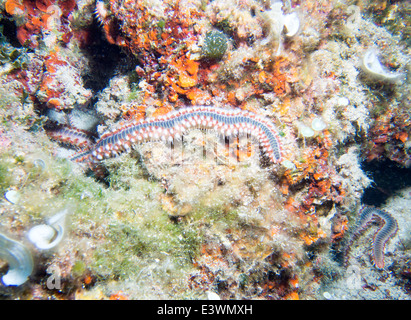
left=0, top=232, right=33, bottom=286
left=27, top=209, right=68, bottom=250
left=361, top=48, right=405, bottom=82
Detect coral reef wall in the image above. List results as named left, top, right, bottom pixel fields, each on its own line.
left=0, top=0, right=409, bottom=299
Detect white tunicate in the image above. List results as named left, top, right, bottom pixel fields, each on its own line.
left=311, top=118, right=327, bottom=131
left=298, top=124, right=315, bottom=137
left=27, top=209, right=68, bottom=250
left=4, top=190, right=20, bottom=204
left=0, top=233, right=34, bottom=286
left=269, top=2, right=285, bottom=56
left=33, top=159, right=46, bottom=170
left=282, top=159, right=296, bottom=169
left=27, top=225, right=57, bottom=249
left=80, top=190, right=93, bottom=199
left=361, top=49, right=404, bottom=82
left=323, top=291, right=332, bottom=300
left=206, top=291, right=221, bottom=300
left=283, top=12, right=300, bottom=37
left=337, top=97, right=350, bottom=107
left=345, top=5, right=361, bottom=31
left=260, top=1, right=300, bottom=55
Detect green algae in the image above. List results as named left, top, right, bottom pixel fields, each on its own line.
left=0, top=131, right=274, bottom=294
left=214, top=19, right=233, bottom=35
left=201, top=30, right=229, bottom=61
left=90, top=162, right=202, bottom=283
left=93, top=219, right=199, bottom=278
left=0, top=130, right=206, bottom=297
left=0, top=161, right=12, bottom=194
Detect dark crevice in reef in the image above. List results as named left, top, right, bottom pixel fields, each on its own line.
left=0, top=18, right=22, bottom=48
left=80, top=20, right=137, bottom=93
left=361, top=159, right=411, bottom=207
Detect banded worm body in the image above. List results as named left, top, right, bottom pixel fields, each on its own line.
left=347, top=205, right=398, bottom=269
left=47, top=126, right=96, bottom=149
left=71, top=106, right=282, bottom=165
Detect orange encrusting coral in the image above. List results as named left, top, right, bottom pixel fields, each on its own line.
left=281, top=130, right=344, bottom=223
left=120, top=103, right=146, bottom=121
left=300, top=229, right=327, bottom=246
left=39, top=49, right=68, bottom=109
left=5, top=0, right=77, bottom=48
left=98, top=0, right=305, bottom=112
left=5, top=0, right=24, bottom=15
left=331, top=214, right=348, bottom=241
left=109, top=291, right=129, bottom=300
left=364, top=105, right=411, bottom=166
left=100, top=0, right=203, bottom=107
left=189, top=237, right=303, bottom=300
left=264, top=57, right=297, bottom=96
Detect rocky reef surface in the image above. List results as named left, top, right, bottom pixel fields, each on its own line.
left=0, top=0, right=409, bottom=299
